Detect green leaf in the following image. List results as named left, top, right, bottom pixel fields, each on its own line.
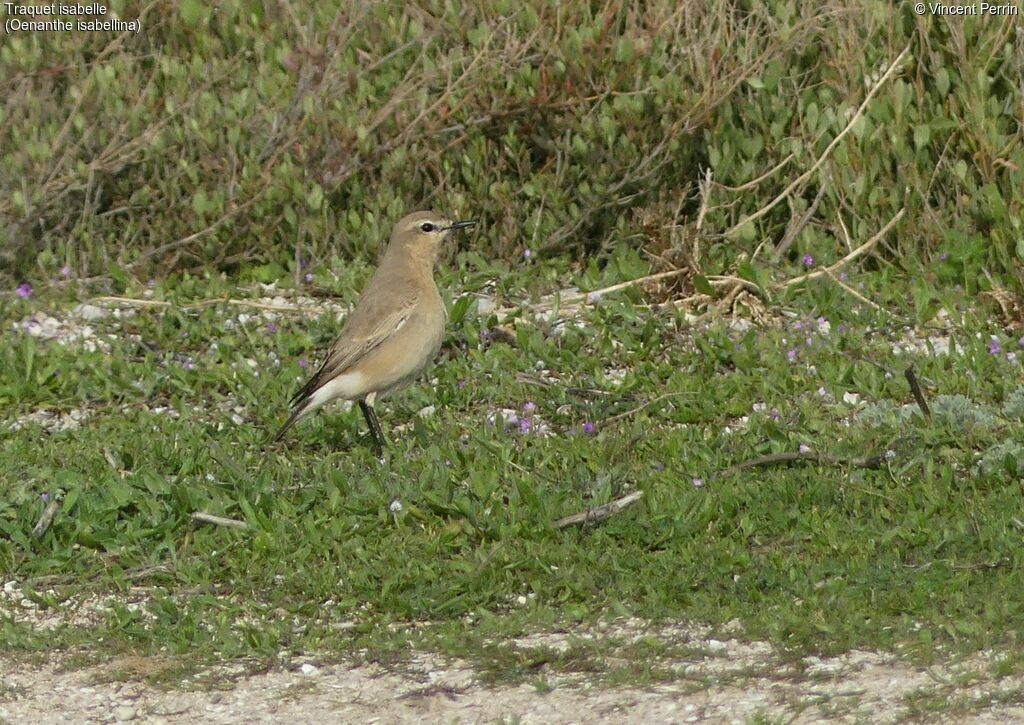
left=179, top=0, right=208, bottom=27
left=108, top=264, right=130, bottom=290
left=62, top=486, right=80, bottom=514
left=307, top=184, right=324, bottom=211
left=913, top=124, right=930, bottom=150
left=615, top=37, right=635, bottom=64
left=737, top=260, right=758, bottom=283
left=693, top=275, right=714, bottom=296
left=449, top=295, right=472, bottom=325
left=191, top=190, right=208, bottom=216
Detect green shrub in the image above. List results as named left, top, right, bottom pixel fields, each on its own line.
left=1, top=1, right=1021, bottom=292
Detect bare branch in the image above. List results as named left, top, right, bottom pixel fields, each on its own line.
left=553, top=491, right=644, bottom=530
left=192, top=512, right=250, bottom=530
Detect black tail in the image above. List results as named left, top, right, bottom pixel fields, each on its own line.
left=269, top=400, right=310, bottom=444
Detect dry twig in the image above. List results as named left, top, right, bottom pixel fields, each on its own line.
left=192, top=512, right=250, bottom=530
left=774, top=179, right=828, bottom=259
left=553, top=491, right=644, bottom=530
left=820, top=266, right=896, bottom=317
left=777, top=207, right=906, bottom=289
left=715, top=153, right=795, bottom=193
left=904, top=365, right=932, bottom=420
left=89, top=295, right=339, bottom=315
left=32, top=497, right=62, bottom=540
left=604, top=393, right=691, bottom=424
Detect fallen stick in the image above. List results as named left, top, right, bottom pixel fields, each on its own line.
left=553, top=490, right=644, bottom=530
left=820, top=266, right=897, bottom=318
left=32, top=497, right=62, bottom=539
left=89, top=295, right=331, bottom=314
left=777, top=207, right=905, bottom=289
left=904, top=365, right=932, bottom=420
left=604, top=393, right=691, bottom=424
left=192, top=512, right=250, bottom=530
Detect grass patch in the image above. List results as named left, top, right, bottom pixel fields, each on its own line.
left=2, top=256, right=1024, bottom=685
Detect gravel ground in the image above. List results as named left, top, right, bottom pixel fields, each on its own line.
left=3, top=624, right=1024, bottom=724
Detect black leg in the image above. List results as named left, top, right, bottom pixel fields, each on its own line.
left=359, top=400, right=387, bottom=455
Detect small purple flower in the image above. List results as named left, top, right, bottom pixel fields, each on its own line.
left=148, top=279, right=157, bottom=289
left=587, top=291, right=602, bottom=305
left=60, top=265, right=72, bottom=279
left=16, top=282, right=32, bottom=298
left=793, top=321, right=804, bottom=331
left=769, top=408, right=781, bottom=421
left=522, top=401, right=537, bottom=414
left=582, top=422, right=597, bottom=435
left=940, top=252, right=950, bottom=261
left=479, top=329, right=491, bottom=341
left=787, top=349, right=798, bottom=363
left=457, top=379, right=467, bottom=389
left=183, top=359, right=196, bottom=371
left=802, top=254, right=814, bottom=267
left=838, top=271, right=848, bottom=282
left=518, top=418, right=533, bottom=434
left=523, top=249, right=532, bottom=260
left=40, top=492, right=51, bottom=503
left=805, top=336, right=814, bottom=347
left=267, top=322, right=279, bottom=334
left=304, top=272, right=314, bottom=283
left=692, top=477, right=704, bottom=488
left=799, top=443, right=811, bottom=454
left=1018, top=336, right=1024, bottom=348
left=298, top=358, right=309, bottom=369
left=817, top=386, right=829, bottom=398
left=988, top=338, right=1002, bottom=355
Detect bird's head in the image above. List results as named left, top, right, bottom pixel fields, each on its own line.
left=388, top=211, right=476, bottom=267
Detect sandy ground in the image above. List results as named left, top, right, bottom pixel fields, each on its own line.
left=3, top=626, right=1024, bottom=724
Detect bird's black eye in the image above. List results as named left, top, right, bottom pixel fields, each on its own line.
left=420, top=222, right=435, bottom=232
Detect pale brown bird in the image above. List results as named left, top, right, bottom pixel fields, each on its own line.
left=272, top=211, right=476, bottom=452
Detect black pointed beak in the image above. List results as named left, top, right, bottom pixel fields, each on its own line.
left=446, top=220, right=477, bottom=231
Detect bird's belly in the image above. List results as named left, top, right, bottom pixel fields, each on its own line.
left=353, top=312, right=444, bottom=398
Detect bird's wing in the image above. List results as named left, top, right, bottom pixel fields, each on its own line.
left=289, top=289, right=418, bottom=407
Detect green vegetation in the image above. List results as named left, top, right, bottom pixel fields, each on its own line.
left=2, top=251, right=1024, bottom=682
left=2, top=0, right=1024, bottom=704
left=2, top=2, right=1021, bottom=288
